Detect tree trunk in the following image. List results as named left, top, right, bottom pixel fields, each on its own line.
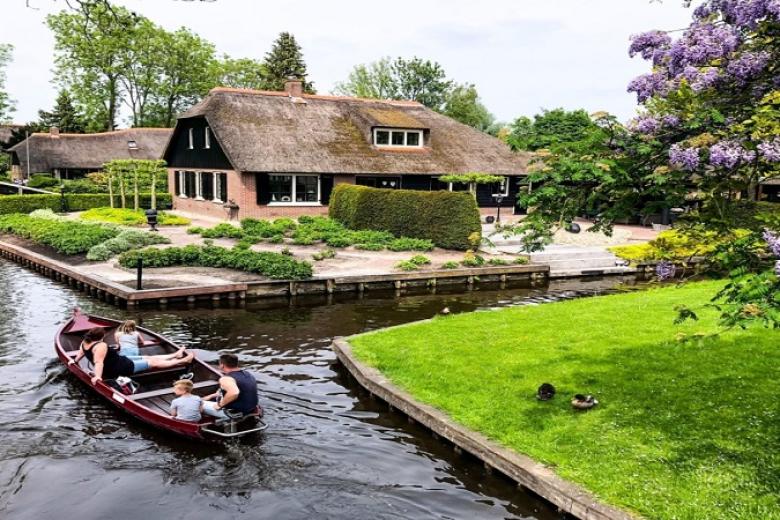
left=133, top=170, right=139, bottom=211
left=108, top=174, right=114, bottom=208
left=150, top=171, right=157, bottom=210
left=119, top=174, right=126, bottom=209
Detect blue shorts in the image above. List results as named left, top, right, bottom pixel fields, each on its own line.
left=121, top=346, right=141, bottom=357
left=128, top=357, right=150, bottom=373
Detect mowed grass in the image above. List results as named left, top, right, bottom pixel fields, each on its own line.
left=349, top=281, right=780, bottom=519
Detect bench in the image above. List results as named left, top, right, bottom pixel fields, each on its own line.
left=129, top=380, right=219, bottom=401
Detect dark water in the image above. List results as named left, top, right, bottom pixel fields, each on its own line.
left=0, top=259, right=639, bottom=520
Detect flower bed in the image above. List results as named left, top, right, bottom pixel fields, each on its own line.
left=80, top=207, right=190, bottom=227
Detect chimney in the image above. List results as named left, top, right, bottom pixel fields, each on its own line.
left=284, top=77, right=304, bottom=98
left=50, top=126, right=60, bottom=138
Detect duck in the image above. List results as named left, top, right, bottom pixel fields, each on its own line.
left=536, top=383, right=556, bottom=401
left=571, top=394, right=598, bottom=410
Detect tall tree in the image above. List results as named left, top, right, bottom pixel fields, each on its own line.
left=215, top=56, right=269, bottom=90
left=118, top=17, right=167, bottom=128
left=333, top=57, right=398, bottom=99
left=37, top=90, right=86, bottom=132
left=508, top=108, right=597, bottom=151
left=443, top=83, right=495, bottom=132
left=0, top=44, right=15, bottom=123
left=47, top=2, right=136, bottom=131
left=392, top=57, right=452, bottom=111
left=264, top=32, right=314, bottom=93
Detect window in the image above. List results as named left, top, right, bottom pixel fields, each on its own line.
left=215, top=172, right=227, bottom=203
left=431, top=176, right=472, bottom=192
left=204, top=127, right=211, bottom=149
left=268, top=174, right=320, bottom=205
left=356, top=176, right=400, bottom=189
left=180, top=171, right=196, bottom=198
left=373, top=128, right=423, bottom=148
left=492, top=177, right=509, bottom=198
left=187, top=128, right=194, bottom=149
left=200, top=172, right=214, bottom=200
left=127, top=140, right=138, bottom=150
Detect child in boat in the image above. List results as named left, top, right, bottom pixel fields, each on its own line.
left=114, top=320, right=144, bottom=357
left=170, top=379, right=202, bottom=422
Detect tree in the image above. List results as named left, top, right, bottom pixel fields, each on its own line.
left=118, top=17, right=167, bottom=128
left=47, top=2, right=136, bottom=131
left=215, top=56, right=269, bottom=90
left=0, top=44, right=15, bottom=122
left=392, top=57, right=452, bottom=111
left=264, top=32, right=314, bottom=93
left=333, top=57, right=397, bottom=99
left=37, top=90, right=86, bottom=132
left=443, top=84, right=495, bottom=132
left=508, top=108, right=597, bottom=151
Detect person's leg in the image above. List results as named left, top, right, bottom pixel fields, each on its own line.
left=201, top=401, right=229, bottom=420
left=131, top=358, right=151, bottom=373
left=143, top=351, right=195, bottom=370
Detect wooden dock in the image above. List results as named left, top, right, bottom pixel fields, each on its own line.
left=0, top=240, right=550, bottom=308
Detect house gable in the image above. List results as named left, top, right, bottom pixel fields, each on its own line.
left=164, top=117, right=233, bottom=171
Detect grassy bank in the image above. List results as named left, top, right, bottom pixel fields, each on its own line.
left=349, top=281, right=780, bottom=519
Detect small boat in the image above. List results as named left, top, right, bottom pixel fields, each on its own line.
left=55, top=310, right=266, bottom=440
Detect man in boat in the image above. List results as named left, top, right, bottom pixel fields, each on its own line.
left=201, top=353, right=258, bottom=420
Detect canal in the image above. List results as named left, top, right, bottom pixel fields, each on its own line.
left=0, top=258, right=640, bottom=520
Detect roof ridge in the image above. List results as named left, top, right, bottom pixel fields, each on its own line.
left=208, top=87, right=423, bottom=107
left=28, top=128, right=172, bottom=138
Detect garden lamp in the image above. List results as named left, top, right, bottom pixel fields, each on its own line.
left=145, top=208, right=159, bottom=232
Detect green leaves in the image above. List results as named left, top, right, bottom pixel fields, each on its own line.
left=0, top=44, right=14, bottom=122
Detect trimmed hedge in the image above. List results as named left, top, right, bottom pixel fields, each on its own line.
left=329, top=185, right=481, bottom=250
left=0, top=193, right=173, bottom=215
left=118, top=245, right=313, bottom=280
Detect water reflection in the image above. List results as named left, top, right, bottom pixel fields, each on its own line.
left=0, top=259, right=636, bottom=519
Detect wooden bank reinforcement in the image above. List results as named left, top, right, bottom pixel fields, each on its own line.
left=332, top=337, right=635, bottom=520
left=0, top=240, right=549, bottom=307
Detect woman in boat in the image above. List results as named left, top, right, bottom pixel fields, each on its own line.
left=69, top=327, right=194, bottom=385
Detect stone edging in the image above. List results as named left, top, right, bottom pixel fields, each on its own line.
left=332, top=337, right=637, bottom=520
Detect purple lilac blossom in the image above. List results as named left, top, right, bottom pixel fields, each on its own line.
left=669, top=144, right=701, bottom=171
left=656, top=261, right=676, bottom=281
left=682, top=66, right=721, bottom=91
left=662, top=115, right=681, bottom=127
left=762, top=229, right=780, bottom=256
left=758, top=138, right=780, bottom=162
left=769, top=0, right=780, bottom=17
left=627, top=72, right=668, bottom=102
left=629, top=30, right=672, bottom=64
left=726, top=51, right=771, bottom=82
left=634, top=116, right=661, bottom=134
left=667, top=23, right=741, bottom=74
left=709, top=140, right=756, bottom=168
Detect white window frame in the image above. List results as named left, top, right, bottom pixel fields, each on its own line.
left=204, top=127, right=211, bottom=149
left=187, top=128, right=194, bottom=149
left=213, top=172, right=225, bottom=203
left=267, top=174, right=322, bottom=206
left=492, top=177, right=509, bottom=198
left=178, top=171, right=187, bottom=198
left=373, top=128, right=424, bottom=148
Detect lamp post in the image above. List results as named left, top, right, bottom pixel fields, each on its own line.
left=494, top=195, right=504, bottom=223
left=145, top=208, right=158, bottom=232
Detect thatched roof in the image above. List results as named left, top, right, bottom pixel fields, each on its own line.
left=174, top=88, right=528, bottom=176
left=9, top=128, right=172, bottom=174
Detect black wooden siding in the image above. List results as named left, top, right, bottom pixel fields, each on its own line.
left=164, top=117, right=232, bottom=170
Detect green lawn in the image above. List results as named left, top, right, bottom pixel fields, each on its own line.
left=349, top=281, right=780, bottom=519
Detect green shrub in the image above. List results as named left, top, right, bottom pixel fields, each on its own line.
left=240, top=217, right=297, bottom=238
left=514, top=256, right=529, bottom=265
left=28, top=209, right=62, bottom=220
left=441, top=261, right=460, bottom=269
left=312, top=248, right=337, bottom=261
left=0, top=193, right=172, bottom=215
left=60, top=179, right=106, bottom=193
left=200, top=223, right=244, bottom=239
left=354, top=242, right=385, bottom=251
left=80, top=207, right=190, bottom=227
left=268, top=234, right=285, bottom=244
left=396, top=255, right=430, bottom=271
left=487, top=258, right=509, bottom=266
left=118, top=245, right=313, bottom=280
left=187, top=226, right=204, bottom=235
left=387, top=237, right=435, bottom=252
left=28, top=175, right=60, bottom=190
left=329, top=184, right=481, bottom=250
left=0, top=214, right=118, bottom=255
left=292, top=233, right=317, bottom=245
left=461, top=250, right=485, bottom=267
left=324, top=233, right=353, bottom=248
left=86, top=229, right=169, bottom=261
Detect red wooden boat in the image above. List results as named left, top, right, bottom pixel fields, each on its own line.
left=55, top=310, right=266, bottom=440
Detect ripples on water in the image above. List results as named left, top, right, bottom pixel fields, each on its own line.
left=0, top=259, right=636, bottom=519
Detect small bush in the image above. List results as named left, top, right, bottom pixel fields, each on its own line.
left=280, top=247, right=293, bottom=256
left=461, top=250, right=485, bottom=267
left=397, top=254, right=432, bottom=271
left=324, top=233, right=354, bottom=248
left=86, top=229, right=169, bottom=261
left=387, top=237, right=435, bottom=252
left=187, top=226, right=204, bottom=235
left=268, top=234, right=285, bottom=244
left=29, top=209, right=62, bottom=220
left=28, top=175, right=60, bottom=190
left=487, top=258, right=509, bottom=266
left=441, top=261, right=460, bottom=269
left=240, top=217, right=298, bottom=238
left=200, top=223, right=244, bottom=239
left=514, top=256, right=529, bottom=265
left=329, top=184, right=481, bottom=250
left=312, top=248, right=337, bottom=261
left=118, top=245, right=313, bottom=280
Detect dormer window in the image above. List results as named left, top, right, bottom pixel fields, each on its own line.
left=204, top=127, right=211, bottom=149
left=373, top=128, right=423, bottom=148
left=127, top=140, right=138, bottom=150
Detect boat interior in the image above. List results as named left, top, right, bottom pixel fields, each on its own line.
left=60, top=316, right=222, bottom=420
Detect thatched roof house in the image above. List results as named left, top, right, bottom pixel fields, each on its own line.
left=164, top=80, right=529, bottom=220
left=9, top=127, right=172, bottom=179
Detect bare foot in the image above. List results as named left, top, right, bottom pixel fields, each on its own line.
left=180, top=351, right=195, bottom=364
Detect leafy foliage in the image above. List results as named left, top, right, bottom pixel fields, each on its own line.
left=80, top=207, right=189, bottom=227
left=508, top=108, right=597, bottom=152
left=0, top=193, right=172, bottom=215
left=396, top=255, right=431, bottom=271
left=118, top=244, right=313, bottom=280
left=86, top=228, right=169, bottom=261
left=37, top=90, right=86, bottom=133
left=0, top=213, right=118, bottom=255
left=263, top=32, right=314, bottom=93
left=442, top=84, right=495, bottom=132
left=329, top=184, right=481, bottom=250
left=0, top=44, right=15, bottom=122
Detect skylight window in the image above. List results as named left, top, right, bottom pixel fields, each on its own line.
left=373, top=128, right=423, bottom=148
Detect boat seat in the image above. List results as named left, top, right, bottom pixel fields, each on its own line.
left=129, top=380, right=219, bottom=401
